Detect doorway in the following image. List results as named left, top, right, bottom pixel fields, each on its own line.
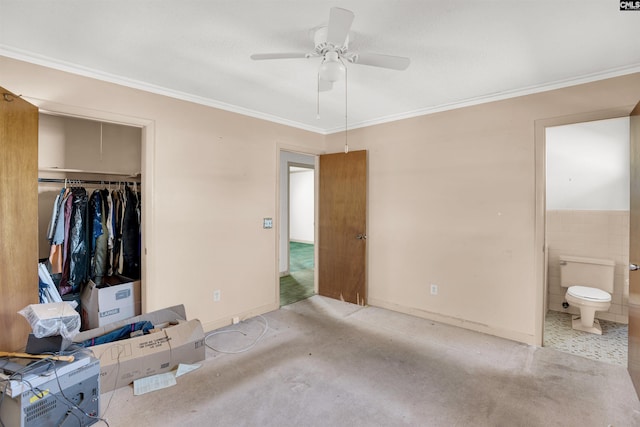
left=279, top=151, right=316, bottom=306
left=542, top=116, right=630, bottom=365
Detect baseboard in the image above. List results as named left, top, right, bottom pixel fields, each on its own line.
left=368, top=298, right=536, bottom=346
left=290, top=239, right=314, bottom=245
left=201, top=302, right=279, bottom=333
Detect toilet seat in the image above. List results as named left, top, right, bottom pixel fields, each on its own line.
left=567, top=285, right=611, bottom=302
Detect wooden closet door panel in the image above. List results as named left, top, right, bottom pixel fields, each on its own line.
left=0, top=87, right=39, bottom=351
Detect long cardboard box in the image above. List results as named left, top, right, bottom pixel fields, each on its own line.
left=73, top=304, right=205, bottom=393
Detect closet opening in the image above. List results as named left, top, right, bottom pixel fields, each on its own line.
left=37, top=112, right=144, bottom=330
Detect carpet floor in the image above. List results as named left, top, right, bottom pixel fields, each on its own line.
left=102, top=296, right=640, bottom=427
left=280, top=242, right=314, bottom=306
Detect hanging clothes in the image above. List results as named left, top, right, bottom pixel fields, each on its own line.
left=47, top=188, right=67, bottom=274
left=122, top=185, right=141, bottom=280
left=45, top=182, right=142, bottom=295
left=68, top=186, right=90, bottom=293
left=110, top=188, right=124, bottom=276
left=59, top=190, right=74, bottom=295
left=89, top=190, right=108, bottom=285
left=104, top=188, right=114, bottom=276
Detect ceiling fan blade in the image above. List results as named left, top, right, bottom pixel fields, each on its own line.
left=318, top=79, right=333, bottom=92
left=350, top=52, right=410, bottom=70
left=250, top=53, right=309, bottom=60
left=326, top=7, right=354, bottom=47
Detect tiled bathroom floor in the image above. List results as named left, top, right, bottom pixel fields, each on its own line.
left=543, top=310, right=627, bottom=366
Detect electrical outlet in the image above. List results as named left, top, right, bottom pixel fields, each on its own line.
left=430, top=284, right=438, bottom=295
left=213, top=290, right=221, bottom=302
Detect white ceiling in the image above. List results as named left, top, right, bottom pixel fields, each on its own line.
left=1, top=1, right=639, bottom=134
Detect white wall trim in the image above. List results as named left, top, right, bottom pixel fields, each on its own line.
left=533, top=105, right=636, bottom=346
left=27, top=97, right=156, bottom=315
left=5, top=46, right=640, bottom=136
left=368, top=298, right=536, bottom=345
left=0, top=46, right=326, bottom=134
left=200, top=302, right=278, bottom=333
left=326, top=64, right=640, bottom=134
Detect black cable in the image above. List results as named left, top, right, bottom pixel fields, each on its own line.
left=51, top=355, right=109, bottom=426
left=0, top=357, right=49, bottom=427
left=95, top=343, right=125, bottom=424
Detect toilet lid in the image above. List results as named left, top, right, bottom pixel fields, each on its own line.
left=567, top=286, right=611, bottom=302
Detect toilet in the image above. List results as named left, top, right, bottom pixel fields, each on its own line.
left=559, top=255, right=614, bottom=335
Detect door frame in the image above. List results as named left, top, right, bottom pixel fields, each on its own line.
left=277, top=146, right=323, bottom=306
left=25, top=97, right=155, bottom=313
left=534, top=105, right=636, bottom=346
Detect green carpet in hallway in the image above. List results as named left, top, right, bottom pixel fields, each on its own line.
left=280, top=242, right=314, bottom=306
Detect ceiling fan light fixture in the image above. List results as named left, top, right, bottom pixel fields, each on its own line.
left=319, top=51, right=345, bottom=82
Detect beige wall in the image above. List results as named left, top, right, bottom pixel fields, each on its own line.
left=4, top=54, right=640, bottom=344
left=326, top=74, right=640, bottom=344
left=546, top=210, right=629, bottom=323
left=0, top=56, right=324, bottom=333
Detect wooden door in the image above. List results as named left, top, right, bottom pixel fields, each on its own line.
left=629, top=100, right=640, bottom=396
left=0, top=87, right=39, bottom=351
left=318, top=150, right=367, bottom=305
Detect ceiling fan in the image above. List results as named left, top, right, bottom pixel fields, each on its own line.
left=250, top=7, right=410, bottom=91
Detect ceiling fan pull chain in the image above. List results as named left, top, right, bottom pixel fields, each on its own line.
left=344, top=59, right=349, bottom=154
left=317, top=68, right=321, bottom=119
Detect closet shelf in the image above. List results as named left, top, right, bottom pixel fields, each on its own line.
left=38, top=167, right=140, bottom=178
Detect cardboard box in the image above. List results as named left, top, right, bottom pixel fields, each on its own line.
left=73, top=305, right=205, bottom=393
left=81, top=275, right=141, bottom=330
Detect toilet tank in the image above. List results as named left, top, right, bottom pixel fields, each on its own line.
left=559, top=255, right=615, bottom=293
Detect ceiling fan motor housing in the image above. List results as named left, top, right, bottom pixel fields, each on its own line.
left=312, top=26, right=349, bottom=54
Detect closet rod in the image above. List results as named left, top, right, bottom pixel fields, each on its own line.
left=38, top=177, right=141, bottom=186
left=38, top=167, right=140, bottom=177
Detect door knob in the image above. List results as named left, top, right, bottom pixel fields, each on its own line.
left=631, top=264, right=640, bottom=271
left=356, top=233, right=367, bottom=240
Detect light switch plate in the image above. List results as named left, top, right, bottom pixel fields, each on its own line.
left=263, top=218, right=273, bottom=229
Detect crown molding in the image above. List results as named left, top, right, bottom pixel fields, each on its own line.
left=3, top=46, right=639, bottom=137
left=326, top=64, right=640, bottom=134
left=0, top=46, right=326, bottom=134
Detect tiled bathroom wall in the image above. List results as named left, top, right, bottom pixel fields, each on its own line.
left=546, top=210, right=629, bottom=323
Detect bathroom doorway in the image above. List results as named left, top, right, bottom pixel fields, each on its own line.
left=543, top=116, right=630, bottom=365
